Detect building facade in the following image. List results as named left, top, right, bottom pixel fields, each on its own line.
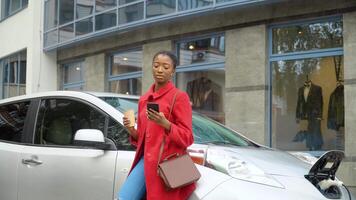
left=1, top=0, right=356, bottom=195
left=0, top=0, right=57, bottom=98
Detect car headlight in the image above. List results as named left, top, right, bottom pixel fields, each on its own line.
left=288, top=151, right=318, bottom=166
left=206, top=148, right=285, bottom=189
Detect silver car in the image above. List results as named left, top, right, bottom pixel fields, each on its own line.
left=0, top=91, right=354, bottom=200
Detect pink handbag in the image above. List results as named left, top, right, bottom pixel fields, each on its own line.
left=157, top=91, right=201, bottom=190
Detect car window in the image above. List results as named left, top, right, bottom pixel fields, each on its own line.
left=0, top=101, right=30, bottom=143
left=100, top=97, right=138, bottom=115
left=192, top=113, right=253, bottom=146
left=100, top=96, right=254, bottom=147
left=107, top=117, right=135, bottom=151
left=34, top=99, right=106, bottom=146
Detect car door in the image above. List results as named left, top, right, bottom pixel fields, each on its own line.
left=0, top=101, right=31, bottom=200
left=17, top=98, right=118, bottom=200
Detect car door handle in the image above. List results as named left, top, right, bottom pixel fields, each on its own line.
left=22, top=156, right=43, bottom=166
left=121, top=168, right=129, bottom=173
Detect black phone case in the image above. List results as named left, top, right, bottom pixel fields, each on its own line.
left=147, top=103, right=159, bottom=112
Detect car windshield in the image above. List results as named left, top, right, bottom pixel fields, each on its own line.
left=192, top=113, right=254, bottom=146
left=99, top=97, right=139, bottom=115
left=99, top=96, right=254, bottom=147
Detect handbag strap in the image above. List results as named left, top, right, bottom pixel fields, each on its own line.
left=157, top=90, right=179, bottom=171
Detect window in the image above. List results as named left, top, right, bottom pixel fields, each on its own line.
left=270, top=18, right=344, bottom=152
left=108, top=49, right=143, bottom=95
left=100, top=96, right=138, bottom=114
left=107, top=117, right=134, bottom=150
left=118, top=2, right=144, bottom=25
left=0, top=50, right=26, bottom=99
left=59, top=0, right=74, bottom=25
left=34, top=99, right=106, bottom=146
left=76, top=0, right=94, bottom=19
left=59, top=23, right=74, bottom=42
left=119, top=0, right=140, bottom=5
left=176, top=69, right=225, bottom=123
left=178, top=0, right=213, bottom=11
left=177, top=35, right=225, bottom=65
left=176, top=35, right=225, bottom=123
left=34, top=98, right=133, bottom=150
left=1, top=0, right=28, bottom=20
left=146, top=0, right=175, bottom=18
left=62, top=60, right=85, bottom=91
left=109, top=79, right=142, bottom=95
left=44, top=0, right=58, bottom=31
left=272, top=20, right=343, bottom=54
left=44, top=29, right=59, bottom=47
left=99, top=96, right=136, bottom=150
left=95, top=0, right=116, bottom=12
left=75, top=17, right=93, bottom=36
left=43, top=0, right=266, bottom=49
left=95, top=9, right=117, bottom=31
left=0, top=101, right=30, bottom=143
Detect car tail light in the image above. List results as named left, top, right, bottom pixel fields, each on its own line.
left=190, top=155, right=205, bottom=165
left=188, top=149, right=206, bottom=165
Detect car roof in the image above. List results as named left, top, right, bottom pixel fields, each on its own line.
left=0, top=91, right=128, bottom=123
left=85, top=91, right=140, bottom=100
left=0, top=91, right=139, bottom=105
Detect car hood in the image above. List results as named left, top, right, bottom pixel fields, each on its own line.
left=207, top=145, right=312, bottom=177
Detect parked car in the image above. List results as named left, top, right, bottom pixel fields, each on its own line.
left=0, top=91, right=353, bottom=200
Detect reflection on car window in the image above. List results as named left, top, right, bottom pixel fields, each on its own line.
left=107, top=117, right=135, bottom=151
left=34, top=99, right=106, bottom=146
left=100, top=97, right=138, bottom=115
left=0, top=101, right=30, bottom=143
left=192, top=113, right=253, bottom=146
left=101, top=96, right=253, bottom=147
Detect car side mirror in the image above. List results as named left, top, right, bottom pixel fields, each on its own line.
left=73, top=129, right=111, bottom=150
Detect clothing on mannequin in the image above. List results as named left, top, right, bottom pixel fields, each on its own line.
left=304, top=81, right=311, bottom=101
left=186, top=77, right=220, bottom=111
left=327, top=81, right=344, bottom=150
left=294, top=77, right=323, bottom=151
left=327, top=82, right=344, bottom=131
left=186, top=76, right=222, bottom=122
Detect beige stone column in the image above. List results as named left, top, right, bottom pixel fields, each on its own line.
left=142, top=41, right=173, bottom=93
left=84, top=53, right=106, bottom=92
left=225, top=25, right=268, bottom=145
left=337, top=11, right=356, bottom=195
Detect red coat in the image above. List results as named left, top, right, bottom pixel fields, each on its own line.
left=129, top=81, right=196, bottom=200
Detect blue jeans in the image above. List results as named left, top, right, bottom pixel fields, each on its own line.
left=118, top=157, right=146, bottom=200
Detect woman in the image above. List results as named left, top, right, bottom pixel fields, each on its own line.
left=118, top=51, right=196, bottom=200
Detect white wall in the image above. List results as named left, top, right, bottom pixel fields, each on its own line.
left=0, top=0, right=57, bottom=96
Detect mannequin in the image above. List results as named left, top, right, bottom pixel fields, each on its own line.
left=295, top=76, right=323, bottom=150
left=186, top=76, right=221, bottom=121
left=327, top=80, right=344, bottom=150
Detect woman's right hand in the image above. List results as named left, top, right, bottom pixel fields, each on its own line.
left=123, top=116, right=138, bottom=139
left=123, top=116, right=132, bottom=128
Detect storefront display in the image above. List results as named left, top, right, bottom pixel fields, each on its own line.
left=272, top=56, right=344, bottom=151
left=176, top=70, right=224, bottom=123
left=270, top=18, right=344, bottom=151
left=176, top=35, right=225, bottom=123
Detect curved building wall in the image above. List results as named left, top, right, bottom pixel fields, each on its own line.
left=54, top=0, right=356, bottom=195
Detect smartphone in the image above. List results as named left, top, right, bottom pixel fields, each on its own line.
left=147, top=102, right=159, bottom=112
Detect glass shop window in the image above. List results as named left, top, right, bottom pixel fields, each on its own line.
left=271, top=19, right=344, bottom=151
left=177, top=35, right=225, bottom=66
left=176, top=69, right=225, bottom=124
left=108, top=49, right=143, bottom=95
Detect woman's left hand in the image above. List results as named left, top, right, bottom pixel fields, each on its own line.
left=147, top=109, right=171, bottom=130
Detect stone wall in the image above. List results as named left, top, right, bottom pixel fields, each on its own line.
left=225, top=25, right=268, bottom=145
